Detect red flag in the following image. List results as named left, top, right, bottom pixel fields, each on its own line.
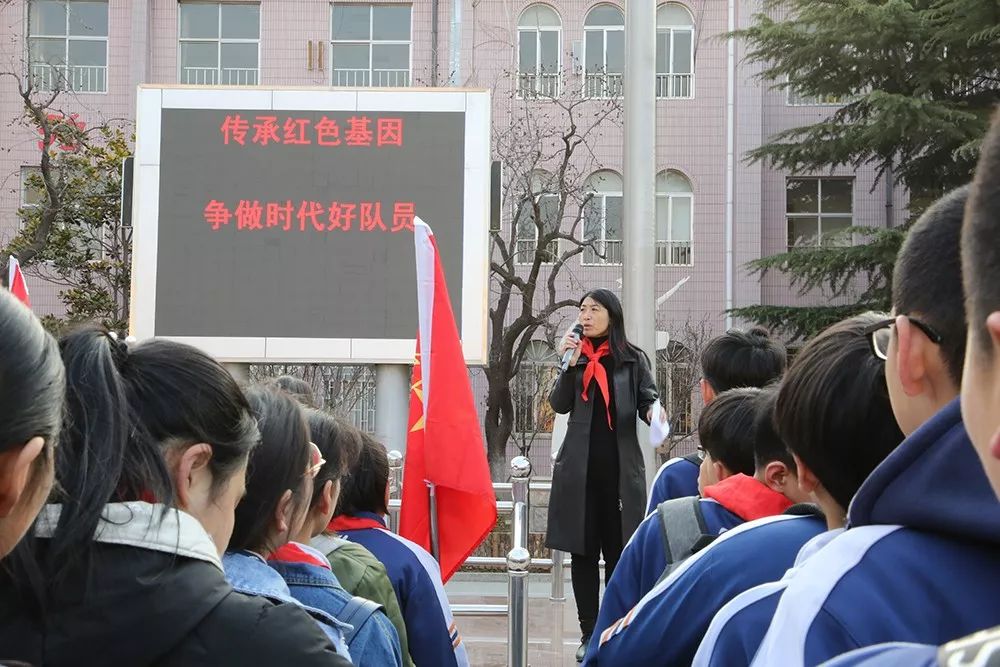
left=399, top=219, right=497, bottom=582
left=7, top=257, right=30, bottom=308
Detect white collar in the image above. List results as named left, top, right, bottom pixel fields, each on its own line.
left=35, top=501, right=223, bottom=571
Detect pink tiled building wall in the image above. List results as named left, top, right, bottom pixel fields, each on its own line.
left=0, top=0, right=901, bottom=473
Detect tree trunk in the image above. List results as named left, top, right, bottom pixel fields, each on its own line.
left=484, top=362, right=515, bottom=481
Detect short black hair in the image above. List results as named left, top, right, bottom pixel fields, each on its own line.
left=230, top=385, right=313, bottom=554
left=698, top=387, right=761, bottom=476
left=892, top=186, right=970, bottom=384
left=963, top=111, right=1000, bottom=356
left=271, top=375, right=319, bottom=409
left=752, top=386, right=794, bottom=471
left=776, top=312, right=905, bottom=510
left=335, top=431, right=389, bottom=517
left=701, top=327, right=787, bottom=393
left=305, top=409, right=362, bottom=507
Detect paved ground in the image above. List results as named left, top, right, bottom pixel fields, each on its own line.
left=446, top=573, right=584, bottom=667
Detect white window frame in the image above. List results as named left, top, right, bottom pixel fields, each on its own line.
left=20, top=167, right=45, bottom=210
left=517, top=6, right=562, bottom=99
left=785, top=177, right=854, bottom=249
left=582, top=190, right=623, bottom=266
left=655, top=4, right=694, bottom=100
left=331, top=4, right=413, bottom=88
left=582, top=5, right=624, bottom=99
left=513, top=341, right=559, bottom=435
left=785, top=75, right=843, bottom=106
left=514, top=192, right=560, bottom=266
left=26, top=0, right=109, bottom=94
left=328, top=367, right=377, bottom=433
left=655, top=190, right=693, bottom=266
left=178, top=2, right=261, bottom=86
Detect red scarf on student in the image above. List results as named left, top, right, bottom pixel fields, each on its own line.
left=702, top=474, right=793, bottom=521
left=580, top=337, right=613, bottom=429
left=270, top=541, right=332, bottom=570
left=327, top=514, right=387, bottom=533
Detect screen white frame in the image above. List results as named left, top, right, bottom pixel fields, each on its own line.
left=130, top=85, right=490, bottom=365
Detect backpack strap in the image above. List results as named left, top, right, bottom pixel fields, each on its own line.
left=311, top=533, right=343, bottom=557
left=339, top=595, right=383, bottom=646
left=682, top=452, right=702, bottom=467
left=655, top=496, right=709, bottom=583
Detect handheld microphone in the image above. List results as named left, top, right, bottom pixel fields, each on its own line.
left=559, top=324, right=585, bottom=372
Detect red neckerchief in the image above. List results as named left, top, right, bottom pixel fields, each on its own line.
left=328, top=515, right=386, bottom=533
left=271, top=542, right=331, bottom=570
left=580, top=337, right=613, bottom=429
left=702, top=474, right=793, bottom=521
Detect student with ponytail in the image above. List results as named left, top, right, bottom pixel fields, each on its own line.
left=0, top=327, right=350, bottom=666
left=223, top=385, right=354, bottom=659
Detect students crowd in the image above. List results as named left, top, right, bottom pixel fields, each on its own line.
left=2, top=111, right=999, bottom=666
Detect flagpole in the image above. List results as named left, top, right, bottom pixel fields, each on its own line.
left=428, top=481, right=441, bottom=562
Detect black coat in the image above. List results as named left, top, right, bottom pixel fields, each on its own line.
left=545, top=351, right=658, bottom=555
left=0, top=540, right=351, bottom=667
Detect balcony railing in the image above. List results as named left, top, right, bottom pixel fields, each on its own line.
left=517, top=72, right=560, bottom=98
left=583, top=239, right=623, bottom=265
left=30, top=63, right=107, bottom=93
left=655, top=240, right=693, bottom=266
left=333, top=68, right=411, bottom=87
left=656, top=73, right=694, bottom=99
left=515, top=238, right=558, bottom=264
left=181, top=67, right=259, bottom=86
left=584, top=72, right=623, bottom=98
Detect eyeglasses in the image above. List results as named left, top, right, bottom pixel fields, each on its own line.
left=304, top=442, right=327, bottom=479
left=695, top=445, right=707, bottom=462
left=863, top=316, right=943, bottom=361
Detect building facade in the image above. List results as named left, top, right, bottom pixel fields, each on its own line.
left=0, top=0, right=901, bottom=474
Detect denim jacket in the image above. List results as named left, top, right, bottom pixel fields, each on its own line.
left=222, top=550, right=353, bottom=660
left=270, top=543, right=403, bottom=667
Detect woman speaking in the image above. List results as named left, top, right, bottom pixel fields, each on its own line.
left=545, top=289, right=659, bottom=662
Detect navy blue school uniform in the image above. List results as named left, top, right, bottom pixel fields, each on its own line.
left=583, top=474, right=793, bottom=664
left=695, top=399, right=1000, bottom=667
left=591, top=512, right=826, bottom=666
left=331, top=511, right=470, bottom=667
left=645, top=456, right=700, bottom=515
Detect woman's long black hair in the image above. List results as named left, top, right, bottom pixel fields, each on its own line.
left=580, top=289, right=646, bottom=363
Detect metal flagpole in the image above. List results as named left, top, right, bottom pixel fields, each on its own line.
left=623, top=0, right=658, bottom=489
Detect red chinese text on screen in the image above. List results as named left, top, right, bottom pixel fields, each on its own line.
left=204, top=199, right=417, bottom=233
left=219, top=115, right=404, bottom=148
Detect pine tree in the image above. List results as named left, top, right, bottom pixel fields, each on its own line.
left=729, top=0, right=1000, bottom=339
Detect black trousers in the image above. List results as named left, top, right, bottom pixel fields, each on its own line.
left=571, top=469, right=624, bottom=638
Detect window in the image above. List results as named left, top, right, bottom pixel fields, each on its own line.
left=655, top=170, right=693, bottom=265
left=28, top=1, right=108, bottom=93
left=786, top=178, right=853, bottom=248
left=518, top=5, right=561, bottom=98
left=785, top=76, right=843, bottom=106
left=332, top=4, right=412, bottom=87
left=655, top=4, right=694, bottom=99
left=328, top=366, right=377, bottom=433
left=514, top=341, right=558, bottom=434
left=20, top=167, right=46, bottom=208
left=583, top=5, right=624, bottom=98
left=179, top=3, right=260, bottom=85
left=515, top=171, right=560, bottom=265
left=582, top=170, right=622, bottom=265
left=656, top=342, right=695, bottom=438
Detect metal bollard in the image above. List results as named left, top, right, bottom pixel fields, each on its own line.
left=507, top=456, right=532, bottom=667
left=550, top=548, right=566, bottom=601
left=388, top=450, right=403, bottom=534
left=507, top=545, right=531, bottom=667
